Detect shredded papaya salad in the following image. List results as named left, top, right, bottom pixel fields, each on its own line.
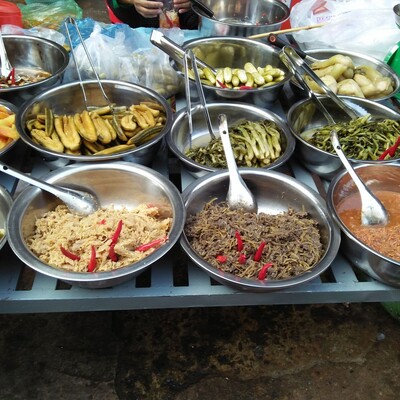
left=26, top=204, right=171, bottom=273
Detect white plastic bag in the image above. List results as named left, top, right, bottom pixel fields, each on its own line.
left=291, top=0, right=400, bottom=60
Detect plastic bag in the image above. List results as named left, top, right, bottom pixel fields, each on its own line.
left=62, top=19, right=189, bottom=98
left=291, top=0, right=400, bottom=60
left=18, top=0, right=82, bottom=30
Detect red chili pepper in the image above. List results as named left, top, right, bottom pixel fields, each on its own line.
left=87, top=245, right=97, bottom=272
left=216, top=79, right=227, bottom=89
left=136, top=236, right=168, bottom=252
left=98, top=219, right=106, bottom=225
left=238, top=253, right=246, bottom=264
left=235, top=230, right=244, bottom=252
left=7, top=68, right=16, bottom=85
left=60, top=245, right=80, bottom=261
left=216, top=255, right=227, bottom=263
left=253, top=241, right=266, bottom=262
left=108, top=243, right=118, bottom=262
left=378, top=136, right=400, bottom=160
left=239, top=85, right=253, bottom=90
left=111, top=220, right=123, bottom=244
left=258, top=262, right=273, bottom=280
left=163, top=10, right=174, bottom=28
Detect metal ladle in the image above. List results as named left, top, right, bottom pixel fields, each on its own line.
left=218, top=113, right=257, bottom=213
left=330, top=130, right=388, bottom=226
left=0, top=162, right=99, bottom=216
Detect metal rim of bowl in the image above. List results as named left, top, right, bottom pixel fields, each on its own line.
left=286, top=95, right=400, bottom=164
left=174, top=36, right=293, bottom=93
left=15, top=80, right=174, bottom=162
left=6, top=161, right=186, bottom=285
left=0, top=184, right=12, bottom=251
left=326, top=163, right=400, bottom=267
left=291, top=48, right=400, bottom=102
left=193, top=0, right=290, bottom=28
left=180, top=168, right=342, bottom=291
left=0, top=34, right=70, bottom=94
left=167, top=102, right=296, bottom=173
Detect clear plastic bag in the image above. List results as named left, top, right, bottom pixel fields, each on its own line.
left=291, top=0, right=400, bottom=60
left=62, top=20, right=186, bottom=98
left=18, top=0, right=82, bottom=30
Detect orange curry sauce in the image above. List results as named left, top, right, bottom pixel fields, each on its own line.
left=337, top=191, right=400, bottom=262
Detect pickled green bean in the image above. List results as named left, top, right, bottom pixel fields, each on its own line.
left=301, top=115, right=400, bottom=160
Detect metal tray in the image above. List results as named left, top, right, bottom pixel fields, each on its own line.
left=1, top=96, right=400, bottom=314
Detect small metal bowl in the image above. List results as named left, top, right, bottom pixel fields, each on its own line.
left=167, top=102, right=295, bottom=177
left=0, top=185, right=12, bottom=251
left=394, top=3, right=400, bottom=28
left=327, top=164, right=400, bottom=288
left=6, top=162, right=185, bottom=288
left=291, top=48, right=400, bottom=102
left=194, top=0, right=290, bottom=38
left=0, top=99, right=18, bottom=158
left=180, top=169, right=341, bottom=292
left=0, top=35, right=69, bottom=106
left=15, top=80, right=173, bottom=165
left=171, top=36, right=292, bottom=102
left=286, top=96, right=400, bottom=180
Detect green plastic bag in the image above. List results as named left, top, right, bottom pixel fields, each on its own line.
left=19, top=0, right=82, bottom=30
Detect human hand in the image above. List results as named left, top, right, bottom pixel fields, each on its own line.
left=173, top=0, right=192, bottom=14
left=132, top=0, right=164, bottom=18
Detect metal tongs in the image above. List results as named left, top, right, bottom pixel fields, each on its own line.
left=183, top=49, right=216, bottom=149
left=0, top=30, right=20, bottom=83
left=279, top=45, right=361, bottom=123
left=63, top=17, right=123, bottom=136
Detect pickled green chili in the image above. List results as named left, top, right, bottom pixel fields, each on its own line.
left=301, top=114, right=400, bottom=160
left=185, top=120, right=283, bottom=168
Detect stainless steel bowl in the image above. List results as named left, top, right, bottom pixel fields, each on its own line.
left=171, top=36, right=292, bottom=102
left=194, top=0, right=290, bottom=37
left=327, top=164, right=400, bottom=288
left=15, top=80, right=173, bottom=164
left=287, top=96, right=400, bottom=180
left=0, top=99, right=18, bottom=158
left=6, top=162, right=185, bottom=288
left=180, top=168, right=341, bottom=292
left=394, top=3, right=400, bottom=28
left=0, top=185, right=12, bottom=251
left=291, top=48, right=400, bottom=102
left=0, top=35, right=69, bottom=106
left=167, top=102, right=295, bottom=177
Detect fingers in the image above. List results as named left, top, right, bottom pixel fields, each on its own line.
left=134, top=0, right=163, bottom=18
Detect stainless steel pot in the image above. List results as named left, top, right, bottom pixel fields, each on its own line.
left=193, top=0, right=290, bottom=37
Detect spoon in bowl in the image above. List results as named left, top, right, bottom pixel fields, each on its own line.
left=0, top=31, right=21, bottom=84
left=0, top=162, right=99, bottom=216
left=218, top=113, right=257, bottom=213
left=330, top=130, right=388, bottom=226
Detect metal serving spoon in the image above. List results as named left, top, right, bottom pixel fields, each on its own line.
left=0, top=162, right=99, bottom=216
left=218, top=113, right=257, bottom=213
left=330, top=130, right=388, bottom=226
left=0, top=31, right=20, bottom=83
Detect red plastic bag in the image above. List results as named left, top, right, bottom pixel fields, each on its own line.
left=0, top=0, right=22, bottom=28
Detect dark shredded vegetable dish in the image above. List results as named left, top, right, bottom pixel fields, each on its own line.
left=185, top=201, right=324, bottom=281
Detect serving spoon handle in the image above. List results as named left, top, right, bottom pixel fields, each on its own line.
left=0, top=162, right=99, bottom=216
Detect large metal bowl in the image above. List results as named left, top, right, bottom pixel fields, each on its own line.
left=0, top=99, right=18, bottom=158
left=171, top=36, right=292, bottom=102
left=167, top=102, right=295, bottom=177
left=0, top=185, right=12, bottom=251
left=286, top=96, right=400, bottom=180
left=193, top=0, right=290, bottom=37
left=6, top=162, right=185, bottom=288
left=291, top=48, right=400, bottom=102
left=0, top=35, right=69, bottom=106
left=327, top=164, right=400, bottom=288
left=15, top=80, right=173, bottom=165
left=180, top=169, right=341, bottom=292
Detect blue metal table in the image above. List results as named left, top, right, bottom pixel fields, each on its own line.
left=1, top=96, right=400, bottom=314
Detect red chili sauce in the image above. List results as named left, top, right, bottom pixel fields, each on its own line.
left=337, top=190, right=400, bottom=262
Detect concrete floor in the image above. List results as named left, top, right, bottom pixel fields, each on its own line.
left=2, top=1, right=400, bottom=399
